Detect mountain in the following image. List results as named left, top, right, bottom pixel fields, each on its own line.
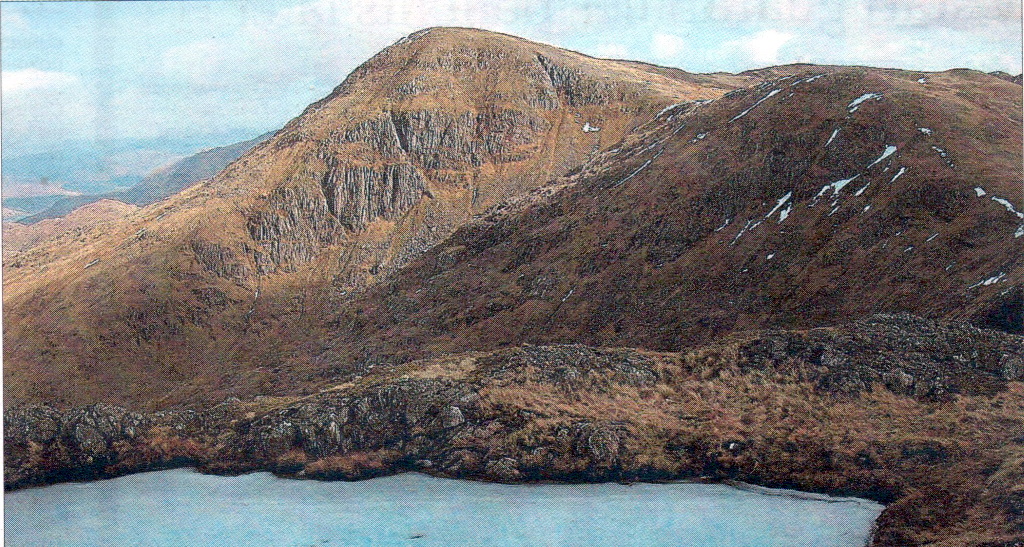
left=5, top=27, right=1020, bottom=414
left=4, top=28, right=1022, bottom=545
left=18, top=132, right=275, bottom=224
left=303, top=64, right=1022, bottom=378
left=3, top=27, right=750, bottom=410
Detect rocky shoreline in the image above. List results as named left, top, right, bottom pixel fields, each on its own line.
left=6, top=315, right=1023, bottom=546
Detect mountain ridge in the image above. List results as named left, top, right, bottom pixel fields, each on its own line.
left=3, top=27, right=1023, bottom=547
left=5, top=27, right=742, bottom=408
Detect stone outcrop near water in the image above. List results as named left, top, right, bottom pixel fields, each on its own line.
left=6, top=315, right=1023, bottom=546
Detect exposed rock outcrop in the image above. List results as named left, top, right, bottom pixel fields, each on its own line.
left=6, top=316, right=1023, bottom=546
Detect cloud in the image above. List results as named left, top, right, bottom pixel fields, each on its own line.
left=2, top=68, right=79, bottom=95
left=1, top=69, right=99, bottom=152
left=866, top=0, right=1021, bottom=30
left=743, top=29, right=794, bottom=64
left=710, top=0, right=817, bottom=23
left=651, top=33, right=687, bottom=61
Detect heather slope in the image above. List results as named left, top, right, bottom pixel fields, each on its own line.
left=308, top=66, right=1021, bottom=374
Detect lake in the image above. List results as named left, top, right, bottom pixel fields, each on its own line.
left=5, top=469, right=882, bottom=546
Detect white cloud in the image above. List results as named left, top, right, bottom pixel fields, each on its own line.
left=2, top=68, right=79, bottom=95
left=1, top=69, right=99, bottom=151
left=1, top=10, right=31, bottom=34
left=710, top=0, right=817, bottom=23
left=651, top=33, right=687, bottom=61
left=742, top=29, right=794, bottom=65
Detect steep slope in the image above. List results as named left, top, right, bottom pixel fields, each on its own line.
left=3, top=27, right=743, bottom=409
left=2, top=199, right=139, bottom=262
left=304, top=66, right=1022, bottom=376
left=19, top=132, right=275, bottom=224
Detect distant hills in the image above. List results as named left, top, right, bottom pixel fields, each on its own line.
left=13, top=132, right=274, bottom=224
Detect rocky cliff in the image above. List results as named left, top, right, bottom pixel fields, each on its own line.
left=4, top=28, right=742, bottom=408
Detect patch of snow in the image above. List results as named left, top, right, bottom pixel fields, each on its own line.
left=974, top=187, right=987, bottom=197
left=854, top=182, right=871, bottom=197
left=867, top=145, right=898, bottom=168
left=731, top=219, right=757, bottom=245
left=657, top=103, right=685, bottom=117
left=561, top=289, right=575, bottom=302
left=991, top=196, right=1024, bottom=219
left=766, top=253, right=775, bottom=260
left=969, top=272, right=1006, bottom=289
left=825, top=128, right=840, bottom=147
left=764, top=191, right=793, bottom=221
left=829, top=205, right=841, bottom=216
left=945, top=263, right=955, bottom=271
left=918, top=127, right=933, bottom=135
left=926, top=233, right=938, bottom=242
left=730, top=89, right=781, bottom=122
left=931, top=145, right=948, bottom=158
left=792, top=73, right=826, bottom=86
left=904, top=246, right=914, bottom=253
left=691, top=132, right=708, bottom=143
left=1016, top=225, right=1024, bottom=238
left=582, top=122, right=601, bottom=133
left=917, top=77, right=927, bottom=84
left=822, top=174, right=860, bottom=197
left=778, top=203, right=793, bottom=223
left=863, top=205, right=871, bottom=212
left=612, top=159, right=652, bottom=188
left=848, top=93, right=882, bottom=112
left=715, top=218, right=732, bottom=232
left=890, top=167, right=907, bottom=183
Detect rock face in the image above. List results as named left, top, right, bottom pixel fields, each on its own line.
left=6, top=315, right=1024, bottom=546
left=3, top=28, right=741, bottom=409
left=725, top=313, right=1024, bottom=397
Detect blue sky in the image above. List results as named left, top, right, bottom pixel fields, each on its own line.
left=1, top=0, right=1021, bottom=189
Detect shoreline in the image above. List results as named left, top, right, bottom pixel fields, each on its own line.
left=6, top=334, right=1022, bottom=546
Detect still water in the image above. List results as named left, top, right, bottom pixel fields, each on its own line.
left=5, top=469, right=882, bottom=546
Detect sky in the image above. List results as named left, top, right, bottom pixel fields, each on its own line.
left=1, top=0, right=1021, bottom=190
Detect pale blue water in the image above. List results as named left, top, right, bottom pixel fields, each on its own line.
left=4, top=469, right=882, bottom=546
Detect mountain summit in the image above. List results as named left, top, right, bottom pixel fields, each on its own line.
left=3, top=27, right=749, bottom=407
left=4, top=28, right=1023, bottom=546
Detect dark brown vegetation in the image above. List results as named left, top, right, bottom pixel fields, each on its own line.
left=6, top=315, right=1023, bottom=546
left=3, top=27, right=1023, bottom=547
